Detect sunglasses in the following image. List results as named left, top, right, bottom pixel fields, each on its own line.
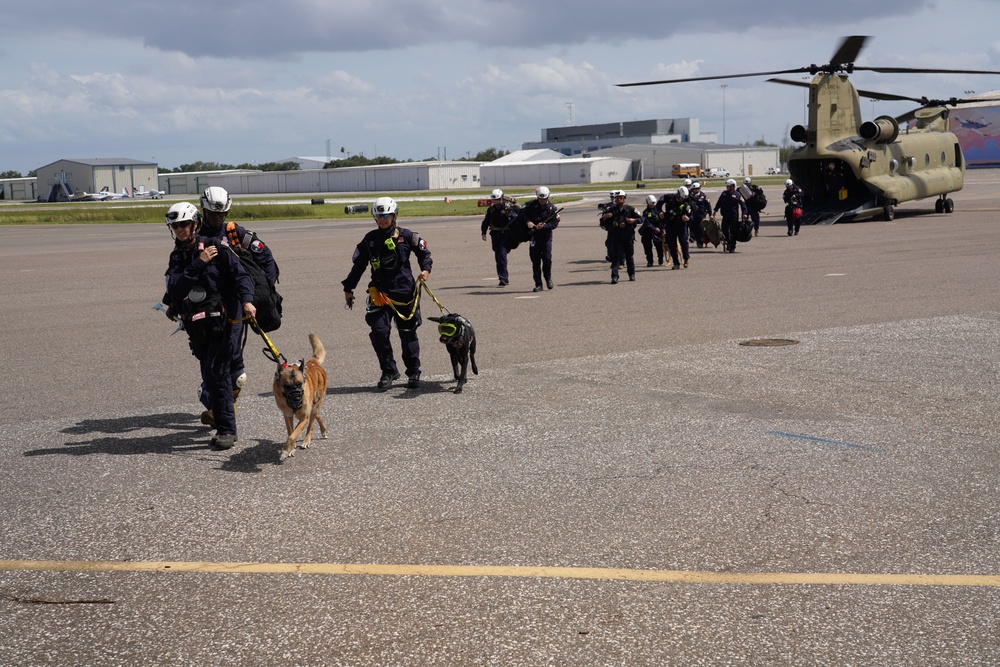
left=374, top=212, right=394, bottom=219
left=168, top=220, right=193, bottom=229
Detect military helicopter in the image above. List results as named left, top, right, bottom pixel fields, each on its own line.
left=619, top=36, right=1000, bottom=224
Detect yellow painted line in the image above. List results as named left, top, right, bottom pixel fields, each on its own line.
left=1, top=560, right=998, bottom=587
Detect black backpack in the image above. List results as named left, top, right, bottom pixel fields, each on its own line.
left=221, top=226, right=283, bottom=332
left=736, top=221, right=754, bottom=243
left=750, top=190, right=767, bottom=211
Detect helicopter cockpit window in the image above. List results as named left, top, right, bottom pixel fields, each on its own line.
left=889, top=159, right=899, bottom=174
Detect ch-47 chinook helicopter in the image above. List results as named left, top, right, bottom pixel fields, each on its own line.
left=618, top=36, right=1000, bottom=224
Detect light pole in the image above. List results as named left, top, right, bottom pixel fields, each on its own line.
left=721, top=84, right=728, bottom=144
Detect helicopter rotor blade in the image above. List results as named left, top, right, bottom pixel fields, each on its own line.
left=856, top=66, right=1000, bottom=76
left=829, top=35, right=869, bottom=69
left=617, top=67, right=811, bottom=88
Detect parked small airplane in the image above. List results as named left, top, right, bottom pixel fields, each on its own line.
left=70, top=186, right=122, bottom=202
left=124, top=186, right=164, bottom=199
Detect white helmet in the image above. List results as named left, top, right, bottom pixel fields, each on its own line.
left=785, top=179, right=794, bottom=187
left=491, top=188, right=504, bottom=200
left=725, top=178, right=737, bottom=187
left=610, top=189, right=626, bottom=200
left=645, top=194, right=657, bottom=206
left=744, top=176, right=752, bottom=184
left=691, top=182, right=701, bottom=190
left=165, top=202, right=201, bottom=238
left=200, top=186, right=231, bottom=213
left=683, top=178, right=693, bottom=187
left=535, top=186, right=550, bottom=199
left=677, top=186, right=690, bottom=198
left=372, top=196, right=398, bottom=218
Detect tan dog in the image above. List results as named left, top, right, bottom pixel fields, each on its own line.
left=273, top=333, right=328, bottom=462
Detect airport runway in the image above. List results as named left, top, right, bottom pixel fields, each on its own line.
left=1, top=175, right=999, bottom=665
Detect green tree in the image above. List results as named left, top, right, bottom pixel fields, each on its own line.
left=458, top=147, right=510, bottom=162
left=0, top=170, right=23, bottom=178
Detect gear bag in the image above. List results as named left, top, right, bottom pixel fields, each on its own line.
left=182, top=287, right=227, bottom=341
left=224, top=223, right=283, bottom=332
left=750, top=190, right=767, bottom=211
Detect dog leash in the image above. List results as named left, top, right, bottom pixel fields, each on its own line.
left=248, top=316, right=289, bottom=366
left=419, top=278, right=450, bottom=315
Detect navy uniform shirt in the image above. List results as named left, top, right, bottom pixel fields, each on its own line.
left=342, top=226, right=432, bottom=303
left=202, top=221, right=278, bottom=285
left=165, top=234, right=254, bottom=322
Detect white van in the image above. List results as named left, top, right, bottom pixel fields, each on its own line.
left=705, top=167, right=730, bottom=178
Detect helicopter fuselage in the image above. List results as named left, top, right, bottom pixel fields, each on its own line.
left=787, top=75, right=965, bottom=224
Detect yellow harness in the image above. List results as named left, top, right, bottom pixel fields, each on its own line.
left=368, top=279, right=447, bottom=321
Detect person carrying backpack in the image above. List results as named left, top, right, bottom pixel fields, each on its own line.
left=197, top=186, right=280, bottom=424
left=163, top=202, right=256, bottom=450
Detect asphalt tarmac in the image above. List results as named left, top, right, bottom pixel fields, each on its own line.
left=1, top=174, right=999, bottom=665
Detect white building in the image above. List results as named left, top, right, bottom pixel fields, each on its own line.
left=592, top=143, right=780, bottom=180
left=35, top=158, right=159, bottom=201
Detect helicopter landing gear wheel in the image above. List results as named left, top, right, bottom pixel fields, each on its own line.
left=882, top=204, right=895, bottom=221
left=935, top=198, right=945, bottom=214
left=944, top=198, right=954, bottom=214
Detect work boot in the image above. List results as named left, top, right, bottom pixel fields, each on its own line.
left=533, top=284, right=543, bottom=292
left=407, top=372, right=421, bottom=389
left=211, top=433, right=237, bottom=450
left=683, top=259, right=689, bottom=268
left=671, top=264, right=680, bottom=270
left=200, top=410, right=215, bottom=428
left=377, top=370, right=400, bottom=391
left=546, top=279, right=554, bottom=290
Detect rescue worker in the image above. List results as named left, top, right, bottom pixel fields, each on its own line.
left=480, top=188, right=516, bottom=287
left=600, top=190, right=640, bottom=283
left=659, top=186, right=693, bottom=269
left=742, top=176, right=766, bottom=236
left=342, top=197, right=432, bottom=391
left=713, top=178, right=748, bottom=253
left=163, top=201, right=256, bottom=450
left=783, top=178, right=805, bottom=236
left=688, top=182, right=711, bottom=248
left=515, top=186, right=560, bottom=292
left=196, top=186, right=279, bottom=425
left=638, top=194, right=664, bottom=266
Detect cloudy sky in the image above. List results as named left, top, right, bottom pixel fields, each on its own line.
left=1, top=0, right=999, bottom=173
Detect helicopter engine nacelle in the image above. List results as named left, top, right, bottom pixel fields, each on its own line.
left=790, top=125, right=808, bottom=143
left=859, top=115, right=900, bottom=144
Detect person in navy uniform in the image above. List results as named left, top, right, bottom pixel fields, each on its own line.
left=515, top=186, right=560, bottom=292
left=196, top=185, right=278, bottom=423
left=688, top=182, right=711, bottom=248
left=658, top=186, right=693, bottom=269
left=342, top=197, right=433, bottom=391
left=637, top=193, right=664, bottom=267
left=163, top=201, right=256, bottom=450
left=480, top=188, right=517, bottom=287
left=713, top=178, right=748, bottom=253
left=742, top=176, right=765, bottom=237
left=783, top=178, right=805, bottom=236
left=601, top=190, right=640, bottom=283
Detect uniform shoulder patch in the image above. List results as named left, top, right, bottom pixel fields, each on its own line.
left=250, top=239, right=266, bottom=253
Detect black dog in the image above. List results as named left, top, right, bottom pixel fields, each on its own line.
left=428, top=314, right=478, bottom=393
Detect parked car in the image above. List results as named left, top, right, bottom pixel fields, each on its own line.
left=766, top=166, right=783, bottom=175
left=704, top=167, right=730, bottom=178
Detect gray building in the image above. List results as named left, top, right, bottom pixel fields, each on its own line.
left=35, top=158, right=159, bottom=201
left=592, top=143, right=780, bottom=180
left=523, top=118, right=717, bottom=155
left=208, top=161, right=482, bottom=195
